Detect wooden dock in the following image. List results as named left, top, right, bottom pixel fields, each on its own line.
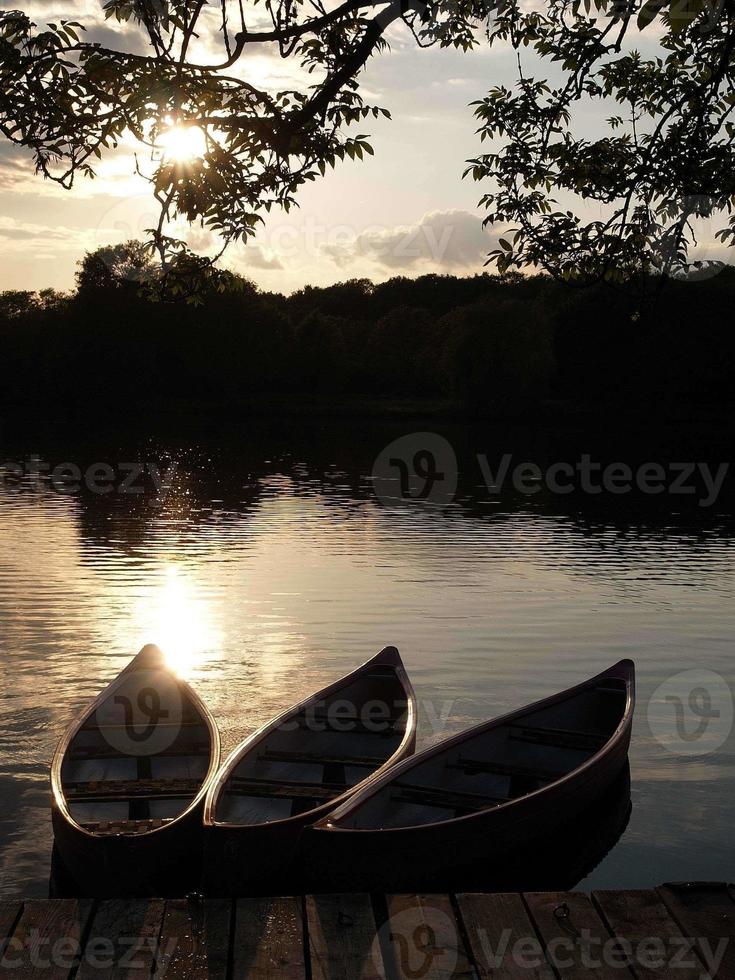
left=1, top=883, right=734, bottom=979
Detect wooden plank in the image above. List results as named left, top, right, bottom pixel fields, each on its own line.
left=69, top=745, right=211, bottom=761
left=306, top=894, right=385, bottom=980
left=228, top=779, right=340, bottom=801
left=593, top=890, right=702, bottom=979
left=77, top=899, right=164, bottom=980
left=262, top=750, right=384, bottom=768
left=232, top=897, right=306, bottom=980
left=450, top=759, right=557, bottom=783
left=524, top=891, right=634, bottom=980
left=154, top=899, right=231, bottom=980
left=384, top=894, right=475, bottom=979
left=392, top=785, right=505, bottom=811
left=6, top=899, right=93, bottom=980
left=456, top=893, right=554, bottom=979
left=0, top=901, right=23, bottom=939
left=658, top=883, right=735, bottom=980
left=81, top=818, right=173, bottom=835
left=508, top=727, right=605, bottom=752
left=0, top=901, right=23, bottom=962
left=66, top=779, right=202, bottom=802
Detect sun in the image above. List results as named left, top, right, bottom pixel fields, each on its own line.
left=159, top=124, right=207, bottom=163
left=131, top=565, right=221, bottom=678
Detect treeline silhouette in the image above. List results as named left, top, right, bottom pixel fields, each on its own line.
left=2, top=247, right=734, bottom=418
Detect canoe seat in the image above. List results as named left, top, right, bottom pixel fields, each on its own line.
left=391, top=783, right=506, bottom=812
left=508, top=724, right=607, bottom=752
left=449, top=757, right=559, bottom=783
left=261, top=749, right=385, bottom=768
left=226, top=776, right=345, bottom=802
left=65, top=778, right=202, bottom=802
left=68, top=743, right=211, bottom=761
left=82, top=817, right=174, bottom=836
left=292, top=715, right=401, bottom=736
left=80, top=718, right=207, bottom=732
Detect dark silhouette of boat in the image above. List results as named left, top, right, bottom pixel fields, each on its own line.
left=202, top=646, right=416, bottom=895
left=302, top=660, right=634, bottom=892
left=51, top=644, right=220, bottom=896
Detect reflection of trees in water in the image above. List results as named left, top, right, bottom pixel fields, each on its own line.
left=7, top=420, right=733, bottom=573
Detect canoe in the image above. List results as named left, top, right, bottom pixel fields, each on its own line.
left=51, top=644, right=220, bottom=896
left=202, top=645, right=416, bottom=894
left=303, top=659, right=634, bottom=890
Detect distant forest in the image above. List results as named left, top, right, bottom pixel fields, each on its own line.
left=2, top=250, right=734, bottom=419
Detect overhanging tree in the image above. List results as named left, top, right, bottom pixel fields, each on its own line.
left=0, top=0, right=484, bottom=293
left=1, top=0, right=733, bottom=290
left=468, top=0, right=735, bottom=283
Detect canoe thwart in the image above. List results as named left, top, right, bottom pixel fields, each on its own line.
left=66, top=778, right=203, bottom=802
left=508, top=724, right=608, bottom=752
left=450, top=757, right=559, bottom=783
left=260, top=749, right=385, bottom=768
left=81, top=816, right=175, bottom=835
left=226, top=777, right=346, bottom=801
left=392, top=782, right=506, bottom=812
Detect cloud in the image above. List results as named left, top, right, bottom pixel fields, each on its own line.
left=0, top=143, right=35, bottom=189
left=321, top=209, right=496, bottom=272
left=239, top=244, right=285, bottom=271
left=0, top=217, right=92, bottom=256
left=0, top=217, right=70, bottom=244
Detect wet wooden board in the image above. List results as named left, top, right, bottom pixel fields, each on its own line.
left=231, top=897, right=306, bottom=980
left=524, top=891, right=634, bottom=980
left=457, top=892, right=555, bottom=979
left=385, top=894, right=475, bottom=979
left=658, top=883, right=735, bottom=980
left=77, top=899, right=164, bottom=980
left=306, top=894, right=385, bottom=980
left=593, top=889, right=702, bottom=980
left=154, top=898, right=231, bottom=980
left=8, top=899, right=93, bottom=980
left=1, top=886, right=732, bottom=980
left=0, top=901, right=22, bottom=945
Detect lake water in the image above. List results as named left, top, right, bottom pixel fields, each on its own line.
left=1, top=415, right=733, bottom=896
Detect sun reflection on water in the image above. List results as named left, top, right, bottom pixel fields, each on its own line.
left=133, top=565, right=221, bottom=679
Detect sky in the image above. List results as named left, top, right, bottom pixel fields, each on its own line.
left=0, top=4, right=728, bottom=294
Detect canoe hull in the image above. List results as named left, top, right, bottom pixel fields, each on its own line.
left=302, top=716, right=631, bottom=891
left=51, top=797, right=207, bottom=897
left=202, top=646, right=417, bottom=896
left=50, top=645, right=220, bottom=898
left=201, top=722, right=418, bottom=895
left=202, top=821, right=303, bottom=897
left=305, top=659, right=635, bottom=892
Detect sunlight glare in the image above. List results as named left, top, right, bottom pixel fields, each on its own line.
left=137, top=565, right=219, bottom=678
left=159, top=125, right=207, bottom=164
